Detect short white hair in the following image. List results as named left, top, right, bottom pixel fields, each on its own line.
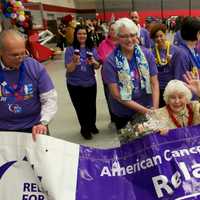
left=114, top=17, right=139, bottom=36
left=163, top=80, right=192, bottom=103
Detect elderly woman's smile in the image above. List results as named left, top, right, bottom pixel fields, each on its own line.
left=168, top=92, right=188, bottom=114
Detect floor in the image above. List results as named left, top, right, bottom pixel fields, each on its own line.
left=44, top=53, right=120, bottom=149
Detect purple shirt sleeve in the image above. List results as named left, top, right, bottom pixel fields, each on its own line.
left=24, top=57, right=54, bottom=94
left=37, top=68, right=54, bottom=93
left=174, top=48, right=193, bottom=80
left=140, top=28, right=151, bottom=49
left=142, top=47, right=158, bottom=76
left=92, top=48, right=99, bottom=61
left=102, top=53, right=118, bottom=85
left=64, top=47, right=74, bottom=65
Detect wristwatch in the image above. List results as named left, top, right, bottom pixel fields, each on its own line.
left=40, top=120, right=49, bottom=126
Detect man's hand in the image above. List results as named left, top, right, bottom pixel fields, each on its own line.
left=32, top=124, right=47, bottom=141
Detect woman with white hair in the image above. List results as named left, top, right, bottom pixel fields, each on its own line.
left=102, top=18, right=159, bottom=130
left=150, top=79, right=198, bottom=130
left=119, top=74, right=200, bottom=143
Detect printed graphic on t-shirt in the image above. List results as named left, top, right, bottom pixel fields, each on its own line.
left=80, top=58, right=87, bottom=72
left=8, top=104, right=22, bottom=113
left=140, top=36, right=145, bottom=46
left=0, top=83, right=34, bottom=114
left=130, top=68, right=142, bottom=97
left=0, top=83, right=34, bottom=102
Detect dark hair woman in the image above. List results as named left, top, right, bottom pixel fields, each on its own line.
left=65, top=25, right=100, bottom=140
left=150, top=23, right=183, bottom=107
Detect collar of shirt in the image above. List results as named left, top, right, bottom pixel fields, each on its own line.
left=0, top=59, right=14, bottom=71
left=137, top=24, right=141, bottom=37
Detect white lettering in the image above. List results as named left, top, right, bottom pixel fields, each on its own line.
left=179, top=162, right=191, bottom=180
left=171, top=171, right=182, bottom=189
left=100, top=167, right=111, bottom=176
left=126, top=165, right=134, bottom=174
left=189, top=147, right=198, bottom=154
left=164, top=150, right=172, bottom=161
left=152, top=175, right=173, bottom=198
left=112, top=166, right=126, bottom=176
left=140, top=160, right=146, bottom=169
left=192, top=164, right=200, bottom=178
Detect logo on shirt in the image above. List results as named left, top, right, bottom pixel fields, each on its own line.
left=8, top=104, right=22, bottom=113
left=0, top=83, right=34, bottom=102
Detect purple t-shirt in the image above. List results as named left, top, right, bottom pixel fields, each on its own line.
left=173, top=30, right=185, bottom=46
left=0, top=57, right=54, bottom=131
left=140, top=28, right=151, bottom=49
left=152, top=44, right=182, bottom=89
left=174, top=43, right=197, bottom=81
left=102, top=47, right=158, bottom=117
left=65, top=47, right=99, bottom=87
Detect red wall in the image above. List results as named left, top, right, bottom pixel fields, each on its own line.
left=98, top=9, right=200, bottom=24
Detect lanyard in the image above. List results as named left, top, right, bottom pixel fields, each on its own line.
left=180, top=43, right=200, bottom=69
left=0, top=63, right=25, bottom=95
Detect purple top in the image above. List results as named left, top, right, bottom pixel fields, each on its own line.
left=174, top=43, right=198, bottom=80
left=140, top=28, right=151, bottom=49
left=65, top=47, right=99, bottom=87
left=173, top=30, right=185, bottom=46
left=152, top=44, right=182, bottom=89
left=196, top=41, right=200, bottom=54
left=174, top=31, right=200, bottom=54
left=0, top=57, right=54, bottom=131
left=102, top=47, right=158, bottom=117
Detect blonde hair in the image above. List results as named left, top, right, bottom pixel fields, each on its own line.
left=163, top=80, right=192, bottom=103
left=114, top=18, right=139, bottom=36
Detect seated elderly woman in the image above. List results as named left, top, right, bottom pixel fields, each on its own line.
left=119, top=72, right=200, bottom=144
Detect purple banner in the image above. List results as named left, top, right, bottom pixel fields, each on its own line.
left=77, top=125, right=200, bottom=200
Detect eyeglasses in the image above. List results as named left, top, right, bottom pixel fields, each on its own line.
left=118, top=33, right=137, bottom=39
left=6, top=52, right=27, bottom=60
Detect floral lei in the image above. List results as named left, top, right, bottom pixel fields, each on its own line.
left=155, top=40, right=171, bottom=66
left=166, top=104, right=193, bottom=128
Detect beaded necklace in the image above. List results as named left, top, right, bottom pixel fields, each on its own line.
left=155, top=40, right=171, bottom=66
left=166, top=104, right=193, bottom=128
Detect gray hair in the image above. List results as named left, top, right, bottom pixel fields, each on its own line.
left=114, top=17, right=139, bottom=36
left=0, top=29, right=25, bottom=50
left=163, top=80, right=192, bottom=103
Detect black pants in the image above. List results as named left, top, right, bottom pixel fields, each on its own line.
left=67, top=83, right=97, bottom=134
left=114, top=115, right=132, bottom=130
left=56, top=36, right=66, bottom=51
left=159, top=89, right=166, bottom=108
